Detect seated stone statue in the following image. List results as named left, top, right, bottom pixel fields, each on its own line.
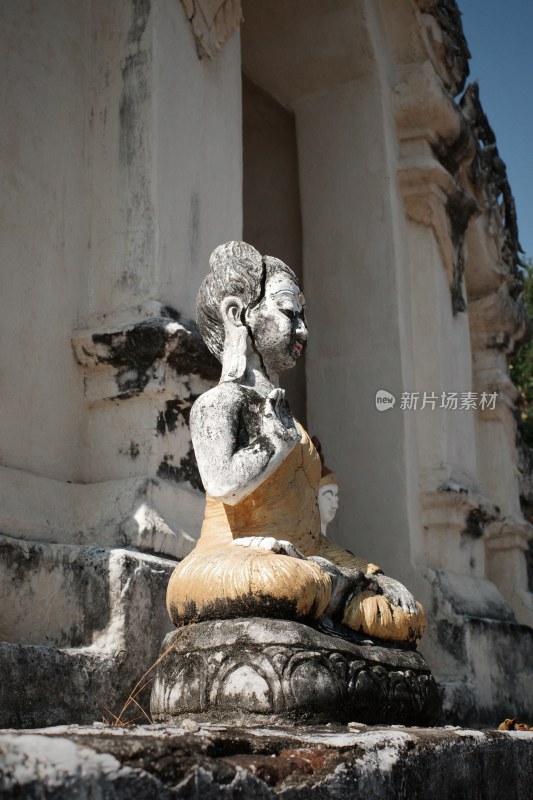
left=166, top=241, right=425, bottom=645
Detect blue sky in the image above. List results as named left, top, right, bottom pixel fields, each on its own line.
left=458, top=0, right=533, bottom=260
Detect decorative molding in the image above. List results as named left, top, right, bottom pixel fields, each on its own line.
left=181, top=0, right=243, bottom=60
left=486, top=516, right=532, bottom=553
left=411, top=0, right=470, bottom=96
left=393, top=62, right=463, bottom=142
left=485, top=516, right=533, bottom=628
left=398, top=156, right=477, bottom=313
left=468, top=287, right=528, bottom=355
left=420, top=480, right=499, bottom=537
left=394, top=64, right=478, bottom=315
left=72, top=303, right=219, bottom=494
left=460, top=83, right=523, bottom=284
left=73, top=302, right=219, bottom=403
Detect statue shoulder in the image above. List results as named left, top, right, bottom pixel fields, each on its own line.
left=190, top=382, right=248, bottom=426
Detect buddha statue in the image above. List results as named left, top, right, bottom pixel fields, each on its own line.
left=166, top=241, right=425, bottom=645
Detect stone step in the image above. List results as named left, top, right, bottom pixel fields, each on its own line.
left=0, top=722, right=531, bottom=798
left=0, top=540, right=176, bottom=728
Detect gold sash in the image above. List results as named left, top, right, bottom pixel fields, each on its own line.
left=197, top=424, right=322, bottom=554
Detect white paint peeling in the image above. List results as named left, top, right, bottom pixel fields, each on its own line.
left=0, top=735, right=122, bottom=789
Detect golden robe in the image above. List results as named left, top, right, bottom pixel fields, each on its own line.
left=166, top=426, right=425, bottom=643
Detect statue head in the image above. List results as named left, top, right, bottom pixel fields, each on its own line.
left=197, top=241, right=307, bottom=381
left=318, top=475, right=340, bottom=531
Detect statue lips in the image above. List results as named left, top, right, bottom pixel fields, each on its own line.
left=290, top=340, right=305, bottom=359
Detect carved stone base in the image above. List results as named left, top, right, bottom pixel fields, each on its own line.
left=150, top=617, right=441, bottom=725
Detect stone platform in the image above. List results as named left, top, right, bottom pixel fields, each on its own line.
left=0, top=722, right=532, bottom=798
left=150, top=617, right=441, bottom=726
left=0, top=541, right=175, bottom=729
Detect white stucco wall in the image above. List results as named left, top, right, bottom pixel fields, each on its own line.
left=0, top=0, right=89, bottom=481
left=86, top=0, right=242, bottom=324
left=81, top=0, right=242, bottom=484
left=297, top=73, right=417, bottom=582
left=153, top=3, right=243, bottom=319
left=0, top=0, right=242, bottom=550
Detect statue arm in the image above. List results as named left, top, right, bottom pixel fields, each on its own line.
left=190, top=385, right=299, bottom=506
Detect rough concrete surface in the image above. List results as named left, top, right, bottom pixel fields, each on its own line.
left=0, top=722, right=531, bottom=799
left=0, top=545, right=175, bottom=729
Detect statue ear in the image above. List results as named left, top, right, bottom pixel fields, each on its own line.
left=219, top=296, right=248, bottom=382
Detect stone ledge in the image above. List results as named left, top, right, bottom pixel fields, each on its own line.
left=0, top=723, right=532, bottom=799
left=0, top=539, right=175, bottom=650
left=0, top=645, right=117, bottom=729
left=0, top=545, right=174, bottom=728
left=0, top=466, right=202, bottom=558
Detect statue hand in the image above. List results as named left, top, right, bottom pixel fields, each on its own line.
left=370, top=574, right=418, bottom=614
left=262, top=389, right=300, bottom=443
left=233, top=536, right=306, bottom=559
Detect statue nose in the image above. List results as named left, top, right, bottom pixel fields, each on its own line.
left=295, top=319, right=308, bottom=341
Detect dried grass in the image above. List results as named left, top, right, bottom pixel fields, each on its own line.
left=99, top=640, right=178, bottom=727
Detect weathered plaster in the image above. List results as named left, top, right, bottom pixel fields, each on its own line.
left=0, top=0, right=89, bottom=481
left=180, top=0, right=243, bottom=60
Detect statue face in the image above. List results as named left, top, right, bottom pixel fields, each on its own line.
left=246, top=273, right=308, bottom=376
left=318, top=483, right=339, bottom=526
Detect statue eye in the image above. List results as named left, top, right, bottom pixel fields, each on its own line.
left=281, top=309, right=295, bottom=320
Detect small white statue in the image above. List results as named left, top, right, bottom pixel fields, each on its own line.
left=318, top=481, right=339, bottom=537
left=314, top=438, right=426, bottom=640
